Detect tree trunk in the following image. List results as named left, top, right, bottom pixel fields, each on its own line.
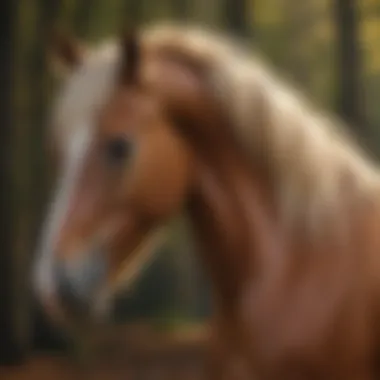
left=283, top=1, right=314, bottom=90
left=73, top=0, right=94, bottom=38
left=334, top=0, right=366, bottom=133
left=223, top=0, right=250, bottom=38
left=123, top=0, right=144, bottom=26
left=0, top=0, right=25, bottom=365
left=172, top=0, right=188, bottom=20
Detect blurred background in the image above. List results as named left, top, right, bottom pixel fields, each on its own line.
left=0, top=0, right=378, bottom=378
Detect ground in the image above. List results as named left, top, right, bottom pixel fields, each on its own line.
left=0, top=324, right=208, bottom=380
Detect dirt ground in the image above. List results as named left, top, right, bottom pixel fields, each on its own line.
left=0, top=324, right=208, bottom=380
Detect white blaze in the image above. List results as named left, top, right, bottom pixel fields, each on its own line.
left=32, top=126, right=92, bottom=300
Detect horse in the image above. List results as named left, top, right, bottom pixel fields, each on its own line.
left=32, top=23, right=380, bottom=379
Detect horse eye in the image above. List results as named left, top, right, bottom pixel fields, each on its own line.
left=105, top=137, right=131, bottom=164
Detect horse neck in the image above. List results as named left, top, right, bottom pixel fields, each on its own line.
left=186, top=137, right=281, bottom=310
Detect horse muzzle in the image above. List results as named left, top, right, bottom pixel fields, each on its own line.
left=33, top=244, right=110, bottom=325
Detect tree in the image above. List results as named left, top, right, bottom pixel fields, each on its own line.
left=334, top=0, right=366, bottom=133
left=223, top=0, right=250, bottom=38
left=172, top=0, right=189, bottom=20
left=123, top=0, right=144, bottom=26
left=0, top=0, right=24, bottom=365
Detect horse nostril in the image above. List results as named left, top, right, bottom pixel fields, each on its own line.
left=54, top=249, right=107, bottom=317
left=55, top=262, right=89, bottom=316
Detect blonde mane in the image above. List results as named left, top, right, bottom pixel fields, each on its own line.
left=53, top=23, right=380, bottom=236
left=142, top=24, right=380, bottom=233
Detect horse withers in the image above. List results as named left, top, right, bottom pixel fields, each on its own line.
left=33, top=23, right=380, bottom=379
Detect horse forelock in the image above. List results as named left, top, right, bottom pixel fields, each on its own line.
left=51, top=23, right=380, bottom=238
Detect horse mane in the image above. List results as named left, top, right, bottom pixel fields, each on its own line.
left=142, top=24, right=380, bottom=235
left=53, top=22, right=380, bottom=236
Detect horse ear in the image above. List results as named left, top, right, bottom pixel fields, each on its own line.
left=49, top=30, right=85, bottom=75
left=119, top=28, right=141, bottom=85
